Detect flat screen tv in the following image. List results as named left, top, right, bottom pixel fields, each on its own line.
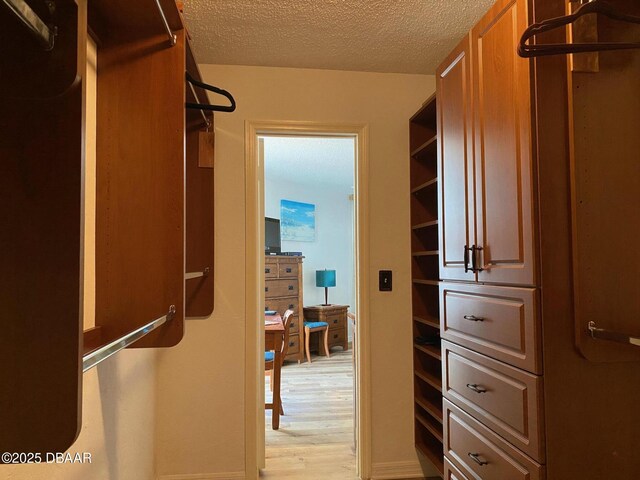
left=265, top=217, right=281, bottom=254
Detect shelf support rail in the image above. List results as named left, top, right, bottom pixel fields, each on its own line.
left=2, top=0, right=55, bottom=50
left=185, top=266, right=210, bottom=280
left=83, top=305, right=176, bottom=372
left=587, top=321, right=640, bottom=347
left=153, top=0, right=177, bottom=46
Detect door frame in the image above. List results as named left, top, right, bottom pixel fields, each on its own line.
left=244, top=120, right=371, bottom=479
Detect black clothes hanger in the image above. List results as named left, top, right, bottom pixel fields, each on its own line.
left=185, top=72, right=236, bottom=113
left=518, top=0, right=640, bottom=58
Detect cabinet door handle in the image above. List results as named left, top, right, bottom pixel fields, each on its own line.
left=464, top=315, right=485, bottom=322
left=471, top=245, right=484, bottom=272
left=468, top=453, right=488, bottom=466
left=466, top=384, right=488, bottom=394
left=464, top=245, right=471, bottom=272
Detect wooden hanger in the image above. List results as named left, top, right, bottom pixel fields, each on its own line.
left=518, top=0, right=640, bottom=58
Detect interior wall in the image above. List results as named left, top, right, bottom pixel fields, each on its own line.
left=3, top=38, right=157, bottom=480
left=264, top=175, right=356, bottom=319
left=155, top=65, right=436, bottom=479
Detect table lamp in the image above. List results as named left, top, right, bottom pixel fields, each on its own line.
left=316, top=269, right=336, bottom=306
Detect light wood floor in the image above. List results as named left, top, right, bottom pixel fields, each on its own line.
left=262, top=350, right=358, bottom=479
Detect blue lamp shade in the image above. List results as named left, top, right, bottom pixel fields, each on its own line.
left=316, top=269, right=336, bottom=287
left=316, top=269, right=336, bottom=306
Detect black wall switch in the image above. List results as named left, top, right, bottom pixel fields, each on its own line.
left=379, top=270, right=392, bottom=292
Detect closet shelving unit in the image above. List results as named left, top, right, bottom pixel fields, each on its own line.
left=409, top=94, right=443, bottom=476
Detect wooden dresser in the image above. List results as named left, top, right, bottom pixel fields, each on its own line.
left=264, top=256, right=304, bottom=362
left=303, top=304, right=349, bottom=353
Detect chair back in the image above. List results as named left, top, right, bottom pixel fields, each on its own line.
left=280, top=309, right=295, bottom=363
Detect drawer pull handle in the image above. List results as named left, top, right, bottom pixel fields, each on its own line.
left=288, top=285, right=294, bottom=290
left=468, top=453, right=488, bottom=466
left=289, top=342, right=294, bottom=347
left=286, top=268, right=292, bottom=273
left=464, top=315, right=484, bottom=322
left=265, top=287, right=269, bottom=292
left=334, top=319, right=338, bottom=323
left=265, top=268, right=271, bottom=273
left=334, top=334, right=338, bottom=339
left=289, top=304, right=294, bottom=309
left=466, top=384, right=488, bottom=394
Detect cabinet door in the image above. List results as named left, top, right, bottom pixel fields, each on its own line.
left=472, top=0, right=536, bottom=286
left=437, top=35, right=476, bottom=282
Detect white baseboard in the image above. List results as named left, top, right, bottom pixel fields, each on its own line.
left=157, top=472, right=245, bottom=480
left=370, top=460, right=426, bottom=479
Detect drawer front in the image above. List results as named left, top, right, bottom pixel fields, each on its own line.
left=288, top=315, right=300, bottom=334
left=265, top=279, right=298, bottom=298
left=264, top=264, right=278, bottom=278
left=278, top=262, right=298, bottom=278
left=328, top=328, right=347, bottom=349
left=440, top=282, right=541, bottom=374
left=327, top=313, right=346, bottom=331
left=265, top=298, right=300, bottom=317
left=443, top=341, right=544, bottom=462
left=444, top=399, right=544, bottom=480
left=445, top=458, right=470, bottom=480
left=285, top=334, right=300, bottom=356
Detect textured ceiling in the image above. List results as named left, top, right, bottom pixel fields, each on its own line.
left=184, top=0, right=494, bottom=74
left=263, top=136, right=355, bottom=190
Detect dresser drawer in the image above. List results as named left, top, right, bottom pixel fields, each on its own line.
left=264, top=264, right=278, bottom=279
left=285, top=333, right=300, bottom=356
left=327, top=313, right=346, bottom=331
left=328, top=328, right=347, bottom=349
left=264, top=298, right=300, bottom=317
left=442, top=341, right=545, bottom=462
left=288, top=315, right=300, bottom=334
left=445, top=458, right=470, bottom=480
left=444, top=399, right=544, bottom=480
left=440, top=283, right=541, bottom=374
left=265, top=279, right=298, bottom=298
left=278, top=262, right=298, bottom=278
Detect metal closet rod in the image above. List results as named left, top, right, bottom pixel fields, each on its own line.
left=153, top=0, right=177, bottom=47
left=2, top=0, right=55, bottom=50
left=82, top=305, right=176, bottom=373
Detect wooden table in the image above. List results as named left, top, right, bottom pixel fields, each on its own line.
left=265, top=313, right=284, bottom=429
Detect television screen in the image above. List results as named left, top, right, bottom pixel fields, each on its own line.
left=265, top=217, right=281, bottom=254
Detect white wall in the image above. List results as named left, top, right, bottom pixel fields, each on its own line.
left=155, top=65, right=437, bottom=479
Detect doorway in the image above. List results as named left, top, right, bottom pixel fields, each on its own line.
left=244, top=121, right=371, bottom=479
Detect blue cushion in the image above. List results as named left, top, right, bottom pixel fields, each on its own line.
left=304, top=321, right=328, bottom=329
left=264, top=351, right=275, bottom=362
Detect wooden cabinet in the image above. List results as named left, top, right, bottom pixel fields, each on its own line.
left=264, top=256, right=304, bottom=362
left=303, top=305, right=349, bottom=352
left=438, top=0, right=535, bottom=288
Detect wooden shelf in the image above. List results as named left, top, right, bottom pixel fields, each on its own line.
left=412, top=250, right=439, bottom=257
left=412, top=220, right=439, bottom=230
left=414, top=316, right=440, bottom=329
left=411, top=135, right=438, bottom=158
left=415, top=343, right=442, bottom=361
left=411, top=177, right=438, bottom=194
left=415, top=396, right=444, bottom=424
left=416, top=413, right=444, bottom=443
left=415, top=369, right=443, bottom=392
left=413, top=279, right=440, bottom=286
left=416, top=440, right=445, bottom=476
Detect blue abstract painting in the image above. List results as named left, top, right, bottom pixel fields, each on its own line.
left=281, top=199, right=316, bottom=242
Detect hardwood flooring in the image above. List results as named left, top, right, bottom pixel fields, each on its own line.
left=262, top=350, right=357, bottom=479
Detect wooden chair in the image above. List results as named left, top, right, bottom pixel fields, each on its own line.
left=266, top=309, right=294, bottom=415
left=304, top=320, right=330, bottom=364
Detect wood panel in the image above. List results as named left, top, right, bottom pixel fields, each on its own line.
left=444, top=458, right=470, bottom=480
left=96, top=29, right=186, bottom=347
left=0, top=0, right=83, bottom=454
left=568, top=0, right=640, bottom=363
left=472, top=0, right=536, bottom=286
left=437, top=35, right=476, bottom=283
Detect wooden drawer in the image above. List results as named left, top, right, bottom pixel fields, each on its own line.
left=442, top=341, right=545, bottom=462
left=265, top=279, right=298, bottom=298
left=327, top=313, right=346, bottom=331
left=444, top=399, right=544, bottom=480
left=285, top=333, right=300, bottom=356
left=328, top=328, right=347, bottom=349
left=440, top=283, right=541, bottom=374
left=264, top=264, right=278, bottom=279
left=264, top=298, right=300, bottom=317
left=445, top=458, right=470, bottom=480
left=278, top=262, right=298, bottom=278
left=288, top=315, right=300, bottom=334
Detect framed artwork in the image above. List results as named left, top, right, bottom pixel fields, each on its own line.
left=281, top=199, right=316, bottom=242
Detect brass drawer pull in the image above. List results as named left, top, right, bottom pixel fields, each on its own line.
left=468, top=452, right=488, bottom=466
left=466, top=383, right=488, bottom=394
left=464, top=315, right=485, bottom=322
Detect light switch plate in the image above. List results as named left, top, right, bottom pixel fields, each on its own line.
left=379, top=270, right=392, bottom=292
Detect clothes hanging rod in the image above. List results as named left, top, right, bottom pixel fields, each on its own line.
left=82, top=305, right=176, bottom=372
left=187, top=81, right=212, bottom=128
left=2, top=0, right=55, bottom=50
left=153, top=0, right=177, bottom=47
left=185, top=267, right=210, bottom=280
left=587, top=321, right=640, bottom=348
